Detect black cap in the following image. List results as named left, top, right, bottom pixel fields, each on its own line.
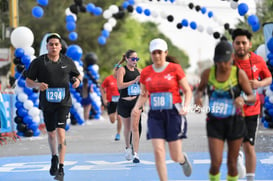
left=46, top=33, right=62, bottom=43
left=213, top=40, right=233, bottom=62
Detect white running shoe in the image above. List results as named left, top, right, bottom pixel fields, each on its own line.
left=133, top=152, right=140, bottom=163
left=181, top=152, right=192, bottom=177
left=125, top=147, right=132, bottom=161
left=237, top=150, right=246, bottom=178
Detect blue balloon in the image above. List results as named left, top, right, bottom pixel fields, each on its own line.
left=29, top=92, right=39, bottom=101
left=251, top=23, right=260, bottom=32
left=17, top=131, right=25, bottom=137
left=24, top=86, right=33, bottom=96
left=201, top=7, right=207, bottom=14
left=267, top=52, right=273, bottom=60
left=101, top=29, right=110, bottom=38
left=267, top=38, right=273, bottom=53
left=86, top=3, right=95, bottom=13
left=21, top=55, right=31, bottom=66
left=37, top=0, right=48, bottom=6
left=268, top=108, right=273, bottom=117
left=247, top=15, right=259, bottom=27
left=18, top=107, right=28, bottom=117
left=77, top=118, right=84, bottom=125
left=144, top=9, right=151, bottom=16
left=29, top=122, right=38, bottom=131
left=14, top=71, right=21, bottom=79
left=66, top=21, right=76, bottom=32
left=128, top=0, right=135, bottom=5
left=264, top=121, right=269, bottom=128
left=32, top=6, right=44, bottom=18
left=66, top=44, right=83, bottom=60
left=98, top=36, right=106, bottom=45
left=265, top=96, right=270, bottom=103
left=237, top=3, right=249, bottom=16
left=122, top=1, right=129, bottom=9
left=14, top=48, right=25, bottom=58
left=93, top=7, right=102, bottom=16
left=136, top=6, right=142, bottom=14
left=208, top=11, right=213, bottom=18
left=15, top=101, right=24, bottom=109
left=18, top=78, right=26, bottom=87
left=33, top=129, right=40, bottom=136
left=68, top=32, right=78, bottom=41
left=181, top=19, right=188, bottom=27
left=65, top=124, right=70, bottom=131
left=190, top=21, right=197, bottom=30
left=66, top=15, right=75, bottom=22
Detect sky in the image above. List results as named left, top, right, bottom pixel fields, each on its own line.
left=131, top=0, right=256, bottom=73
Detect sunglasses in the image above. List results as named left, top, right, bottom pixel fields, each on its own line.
left=129, top=57, right=140, bottom=61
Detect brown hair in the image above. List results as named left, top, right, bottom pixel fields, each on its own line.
left=166, top=55, right=179, bottom=64
left=116, top=49, right=136, bottom=67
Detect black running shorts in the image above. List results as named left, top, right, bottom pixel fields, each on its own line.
left=243, top=115, right=259, bottom=145
left=206, top=115, right=247, bottom=141
left=43, top=106, right=70, bottom=132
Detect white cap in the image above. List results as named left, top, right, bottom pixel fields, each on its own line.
left=149, top=38, right=168, bottom=52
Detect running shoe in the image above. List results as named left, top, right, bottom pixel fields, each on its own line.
left=133, top=152, right=140, bottom=163
left=115, top=133, right=120, bottom=141
left=237, top=150, right=246, bottom=178
left=50, top=155, right=59, bottom=176
left=54, top=167, right=64, bottom=181
left=180, top=152, right=192, bottom=177
left=125, top=147, right=132, bottom=161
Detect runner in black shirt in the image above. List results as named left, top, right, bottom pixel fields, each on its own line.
left=26, top=33, right=82, bottom=180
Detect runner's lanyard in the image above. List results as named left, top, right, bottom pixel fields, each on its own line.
left=235, top=54, right=254, bottom=80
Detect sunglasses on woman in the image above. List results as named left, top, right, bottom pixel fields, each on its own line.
left=129, top=57, right=140, bottom=61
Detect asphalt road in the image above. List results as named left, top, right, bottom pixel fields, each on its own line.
left=1, top=108, right=272, bottom=157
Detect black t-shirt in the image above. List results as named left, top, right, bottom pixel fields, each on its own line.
left=26, top=54, right=80, bottom=110
left=119, top=66, right=140, bottom=97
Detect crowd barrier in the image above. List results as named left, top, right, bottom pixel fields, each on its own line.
left=0, top=93, right=20, bottom=145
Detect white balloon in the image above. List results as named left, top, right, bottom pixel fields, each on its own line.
left=103, top=23, right=113, bottom=32
left=74, top=102, right=81, bottom=110
left=23, top=100, right=34, bottom=110
left=29, top=107, right=40, bottom=117
left=266, top=88, right=273, bottom=96
left=109, top=5, right=119, bottom=14
left=108, top=17, right=117, bottom=27
left=151, top=10, right=159, bottom=18
left=65, top=8, right=77, bottom=21
left=160, top=11, right=167, bottom=19
left=92, top=64, right=99, bottom=72
left=23, top=47, right=35, bottom=56
left=10, top=26, right=34, bottom=48
left=103, top=10, right=112, bottom=19
left=230, top=1, right=238, bottom=9
left=18, top=93, right=28, bottom=102
left=32, top=116, right=40, bottom=124
left=269, top=96, right=273, bottom=104
left=15, top=86, right=24, bottom=94
left=256, top=44, right=267, bottom=61
left=207, top=26, right=213, bottom=35
left=197, top=25, right=204, bottom=32
left=30, top=55, right=37, bottom=61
